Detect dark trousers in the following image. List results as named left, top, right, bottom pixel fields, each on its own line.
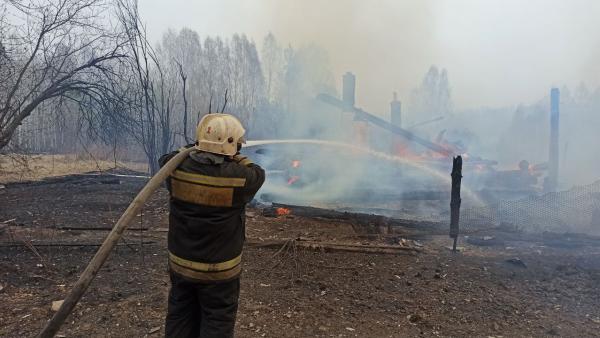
left=165, top=272, right=240, bottom=338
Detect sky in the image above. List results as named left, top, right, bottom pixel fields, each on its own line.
left=140, top=0, right=600, bottom=114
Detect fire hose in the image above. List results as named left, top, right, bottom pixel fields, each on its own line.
left=38, top=147, right=195, bottom=338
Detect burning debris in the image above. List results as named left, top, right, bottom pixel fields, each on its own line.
left=260, top=202, right=444, bottom=236
left=276, top=207, right=291, bottom=216
left=242, top=74, right=569, bottom=235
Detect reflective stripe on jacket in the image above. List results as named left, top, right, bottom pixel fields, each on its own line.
left=159, top=147, right=265, bottom=282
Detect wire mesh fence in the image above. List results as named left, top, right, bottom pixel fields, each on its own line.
left=459, top=181, right=600, bottom=234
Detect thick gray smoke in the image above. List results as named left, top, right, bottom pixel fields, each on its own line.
left=140, top=0, right=600, bottom=224
left=141, top=0, right=600, bottom=112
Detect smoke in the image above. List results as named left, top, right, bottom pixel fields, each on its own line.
left=254, top=0, right=440, bottom=116
left=141, top=0, right=439, bottom=115
left=142, top=0, right=600, bottom=113
left=241, top=140, right=484, bottom=219
left=139, top=0, right=600, bottom=224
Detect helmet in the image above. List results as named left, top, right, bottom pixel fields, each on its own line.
left=195, top=113, right=246, bottom=156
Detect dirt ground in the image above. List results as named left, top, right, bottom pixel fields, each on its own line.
left=1, top=173, right=600, bottom=337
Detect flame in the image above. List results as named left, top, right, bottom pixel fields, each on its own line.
left=291, top=160, right=301, bottom=168
left=276, top=207, right=291, bottom=216
left=287, top=175, right=300, bottom=185
left=244, top=139, right=484, bottom=206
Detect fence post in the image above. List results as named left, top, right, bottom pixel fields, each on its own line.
left=450, top=156, right=463, bottom=252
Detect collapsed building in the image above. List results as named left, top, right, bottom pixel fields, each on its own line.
left=241, top=73, right=600, bottom=235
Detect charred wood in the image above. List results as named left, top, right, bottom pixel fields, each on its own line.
left=56, top=226, right=149, bottom=231
left=0, top=241, right=155, bottom=248
left=449, top=156, right=463, bottom=251
left=246, top=238, right=421, bottom=255
left=263, top=203, right=444, bottom=233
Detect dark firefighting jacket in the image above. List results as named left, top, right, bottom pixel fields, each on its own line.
left=159, top=148, right=265, bottom=283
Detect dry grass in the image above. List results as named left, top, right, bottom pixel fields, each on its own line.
left=0, top=153, right=148, bottom=184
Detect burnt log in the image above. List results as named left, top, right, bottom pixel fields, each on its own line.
left=263, top=203, right=444, bottom=234
left=261, top=190, right=450, bottom=203
left=449, top=156, right=463, bottom=252
left=246, top=238, right=421, bottom=254
left=0, top=241, right=155, bottom=248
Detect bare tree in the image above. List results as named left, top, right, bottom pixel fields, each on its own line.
left=0, top=0, right=127, bottom=150
left=175, top=60, right=191, bottom=143
left=408, top=65, right=453, bottom=122
left=116, top=0, right=177, bottom=174
left=261, top=32, right=283, bottom=104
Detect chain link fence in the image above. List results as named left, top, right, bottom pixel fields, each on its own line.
left=460, top=181, right=600, bottom=234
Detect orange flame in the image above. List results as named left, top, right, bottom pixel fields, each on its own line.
left=276, top=207, right=291, bottom=216
left=287, top=175, right=300, bottom=185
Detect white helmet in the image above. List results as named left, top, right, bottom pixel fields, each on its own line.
left=195, top=113, right=246, bottom=156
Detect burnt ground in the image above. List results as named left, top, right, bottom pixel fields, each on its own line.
left=1, top=174, right=600, bottom=338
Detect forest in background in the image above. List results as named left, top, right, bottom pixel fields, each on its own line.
left=2, top=0, right=600, bottom=185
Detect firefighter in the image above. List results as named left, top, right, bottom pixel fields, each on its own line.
left=159, top=113, right=265, bottom=338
